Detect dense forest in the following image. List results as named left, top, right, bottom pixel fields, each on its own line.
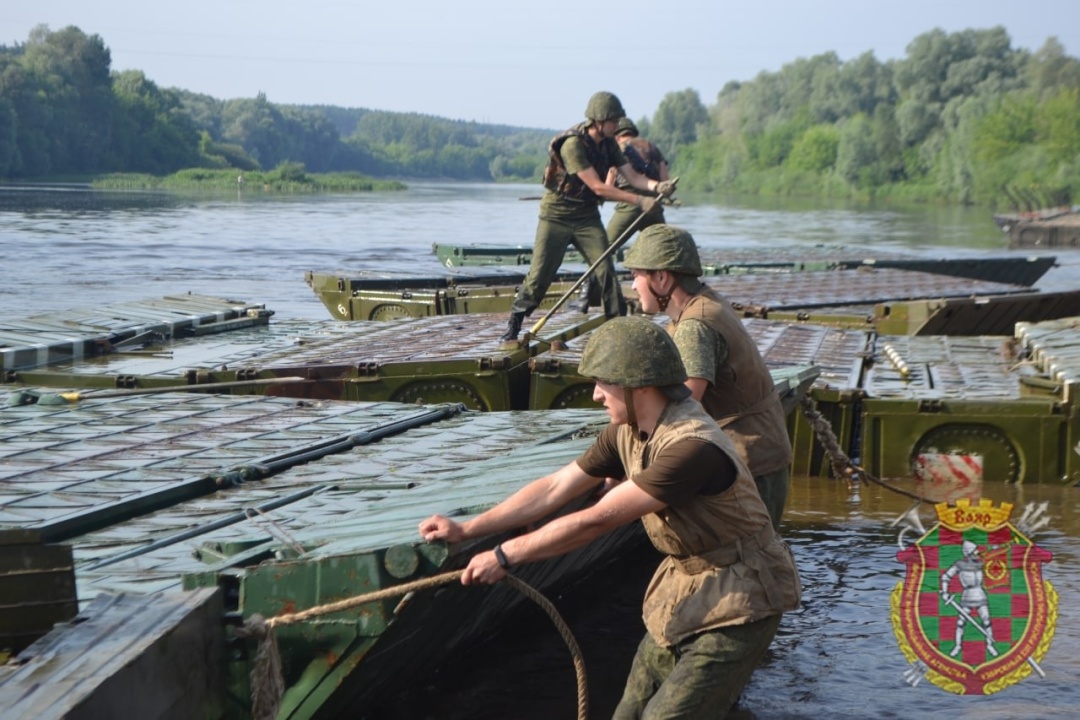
left=1, top=24, right=1078, bottom=208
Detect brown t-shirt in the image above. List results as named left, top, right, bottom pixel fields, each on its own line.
left=577, top=424, right=737, bottom=507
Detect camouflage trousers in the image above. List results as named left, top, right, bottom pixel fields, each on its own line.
left=605, top=201, right=665, bottom=246
left=754, top=467, right=790, bottom=531
left=511, top=215, right=623, bottom=318
left=613, top=615, right=781, bottom=720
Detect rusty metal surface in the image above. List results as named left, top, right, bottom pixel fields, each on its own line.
left=996, top=210, right=1080, bottom=248
left=306, top=266, right=588, bottom=290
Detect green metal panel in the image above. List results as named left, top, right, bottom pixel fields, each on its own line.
left=787, top=386, right=860, bottom=478
left=4, top=314, right=606, bottom=411
left=857, top=334, right=1077, bottom=484
left=434, top=242, right=624, bottom=267
left=240, top=312, right=603, bottom=410
left=1064, top=386, right=1080, bottom=484
left=859, top=397, right=1069, bottom=484
left=345, top=289, right=448, bottom=321
left=343, top=280, right=593, bottom=320
left=762, top=307, right=878, bottom=331
left=304, top=267, right=610, bottom=321
left=433, top=244, right=1056, bottom=286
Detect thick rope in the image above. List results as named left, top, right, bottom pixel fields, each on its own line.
left=799, top=395, right=934, bottom=503
left=504, top=574, right=589, bottom=720
left=236, top=568, right=589, bottom=720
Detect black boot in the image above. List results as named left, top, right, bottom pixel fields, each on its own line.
left=567, top=284, right=591, bottom=313
left=499, top=311, right=526, bottom=342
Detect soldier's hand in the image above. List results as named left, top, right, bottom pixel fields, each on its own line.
left=638, top=195, right=661, bottom=216
left=653, top=179, right=677, bottom=198
left=419, top=514, right=465, bottom=543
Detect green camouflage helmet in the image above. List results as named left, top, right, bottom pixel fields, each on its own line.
left=578, top=317, right=687, bottom=388
left=615, top=117, right=639, bottom=137
left=623, top=224, right=703, bottom=277
left=585, top=91, right=625, bottom=122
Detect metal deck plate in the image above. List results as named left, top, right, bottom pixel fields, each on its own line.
left=863, top=335, right=1027, bottom=399
left=0, top=295, right=270, bottom=373
left=702, top=267, right=1029, bottom=312
left=0, top=390, right=606, bottom=600
left=1016, top=315, right=1080, bottom=384
left=5, top=312, right=606, bottom=410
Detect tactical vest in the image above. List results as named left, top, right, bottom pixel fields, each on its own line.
left=542, top=123, right=617, bottom=204
left=616, top=137, right=664, bottom=192
left=615, top=398, right=802, bottom=647
left=671, top=286, right=793, bottom=476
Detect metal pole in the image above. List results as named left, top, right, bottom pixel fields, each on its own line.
left=522, top=202, right=661, bottom=343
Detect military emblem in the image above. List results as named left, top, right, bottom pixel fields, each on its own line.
left=890, top=498, right=1057, bottom=694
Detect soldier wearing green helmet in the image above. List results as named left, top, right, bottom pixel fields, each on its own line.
left=420, top=316, right=800, bottom=719
left=624, top=224, right=794, bottom=529
left=569, top=115, right=672, bottom=314
left=500, top=91, right=678, bottom=341
left=607, top=116, right=670, bottom=244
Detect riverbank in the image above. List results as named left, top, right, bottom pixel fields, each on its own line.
left=2, top=168, right=406, bottom=193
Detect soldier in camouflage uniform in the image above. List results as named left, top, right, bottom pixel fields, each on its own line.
left=623, top=225, right=793, bottom=529
left=500, top=91, right=676, bottom=341
left=420, top=317, right=801, bottom=719
left=607, top=118, right=669, bottom=245
left=571, top=118, right=670, bottom=313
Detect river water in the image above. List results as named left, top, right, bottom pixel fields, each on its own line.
left=1, top=183, right=1078, bottom=718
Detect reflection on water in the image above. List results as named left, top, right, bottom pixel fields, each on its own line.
left=370, top=478, right=1080, bottom=719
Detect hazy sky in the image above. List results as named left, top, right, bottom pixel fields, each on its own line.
left=4, top=1, right=1077, bottom=130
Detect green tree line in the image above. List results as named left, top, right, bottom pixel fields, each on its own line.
left=2, top=24, right=1078, bottom=208
left=647, top=27, right=1080, bottom=209
left=0, top=24, right=549, bottom=182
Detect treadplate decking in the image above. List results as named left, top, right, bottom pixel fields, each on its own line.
left=0, top=295, right=271, bottom=374
left=0, top=391, right=623, bottom=718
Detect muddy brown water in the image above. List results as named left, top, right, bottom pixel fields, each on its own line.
left=2, top=184, right=1079, bottom=718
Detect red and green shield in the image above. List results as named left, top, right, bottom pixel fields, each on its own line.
left=891, top=498, right=1057, bottom=694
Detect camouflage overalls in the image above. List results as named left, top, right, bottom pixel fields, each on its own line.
left=509, top=123, right=626, bottom=319
left=612, top=398, right=802, bottom=719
